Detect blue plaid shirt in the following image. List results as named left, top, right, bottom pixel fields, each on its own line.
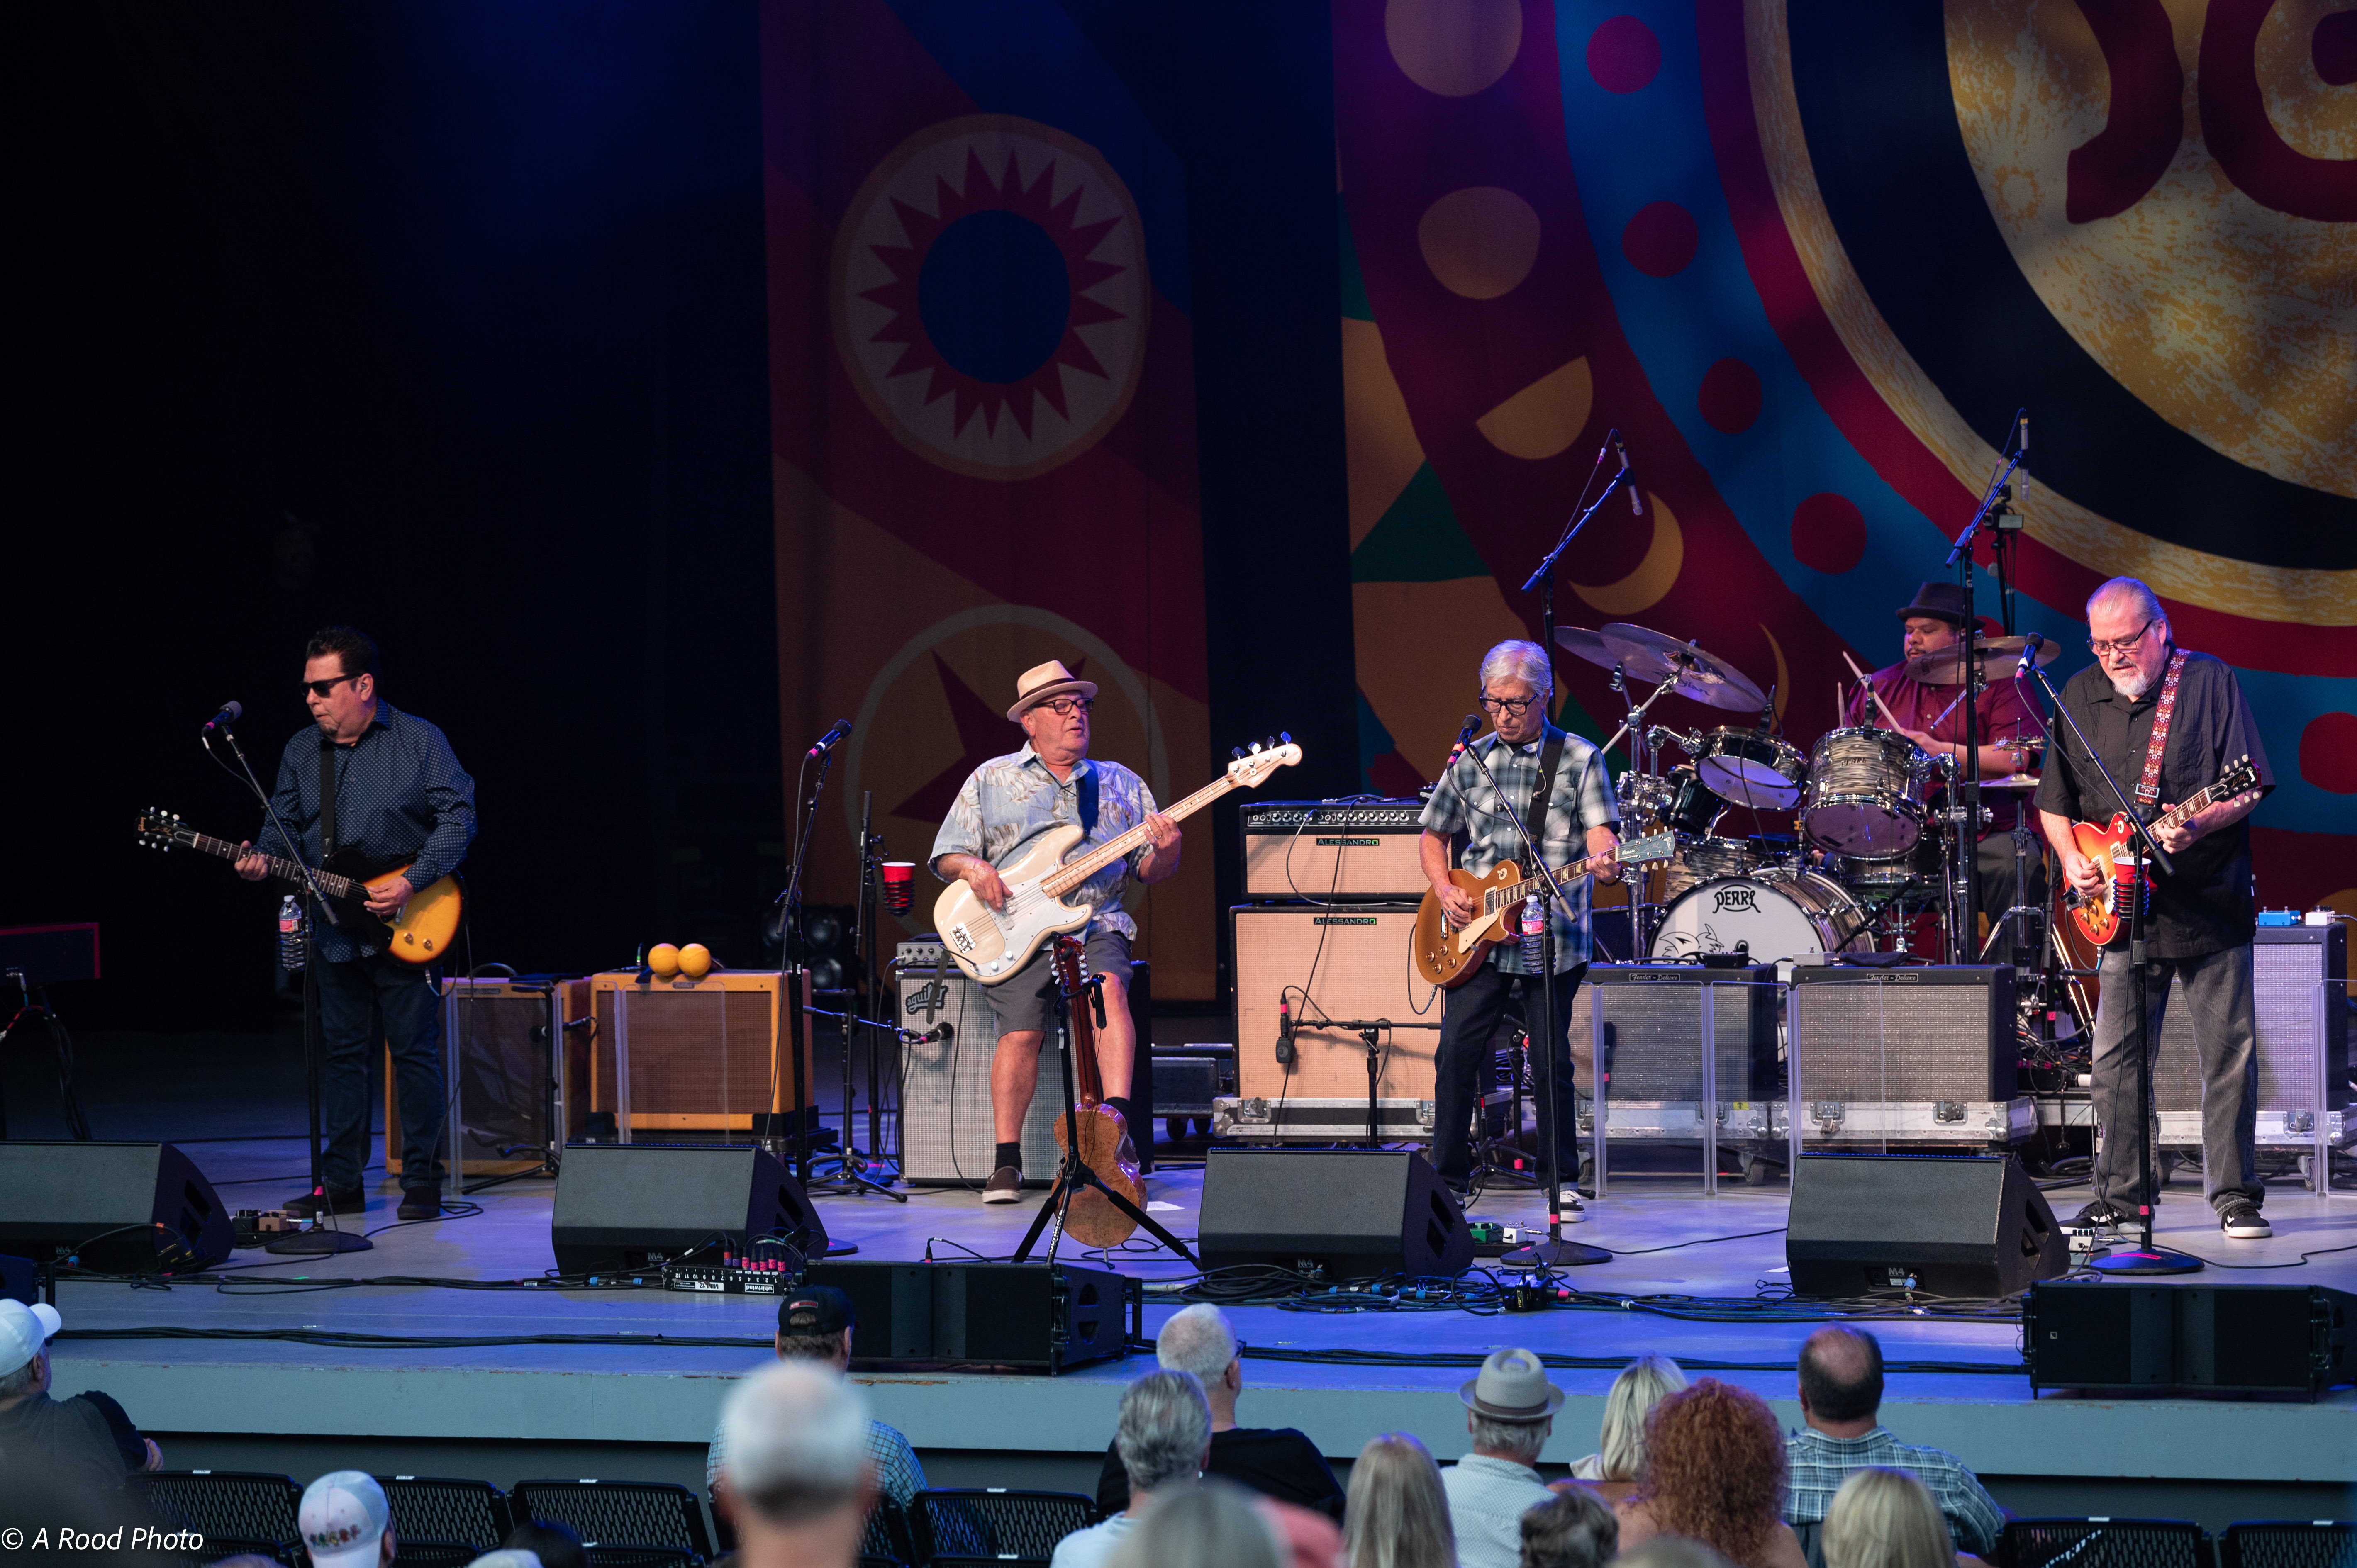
left=1784, top=1427, right=2003, bottom=1555
left=929, top=745, right=1158, bottom=941
left=707, top=1410, right=924, bottom=1507
left=1419, top=724, right=1618, bottom=972
left=255, top=701, right=477, bottom=963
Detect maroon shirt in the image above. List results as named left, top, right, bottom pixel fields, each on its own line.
left=1843, top=663, right=2047, bottom=832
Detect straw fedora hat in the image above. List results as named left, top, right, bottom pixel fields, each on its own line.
left=1006, top=660, right=1099, bottom=723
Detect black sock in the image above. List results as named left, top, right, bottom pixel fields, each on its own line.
left=994, top=1140, right=1022, bottom=1173
left=1105, top=1095, right=1133, bottom=1130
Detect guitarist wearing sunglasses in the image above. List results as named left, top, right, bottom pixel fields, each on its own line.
left=2034, top=578, right=2273, bottom=1242
left=232, top=626, right=478, bottom=1225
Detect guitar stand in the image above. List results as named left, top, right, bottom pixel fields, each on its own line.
left=1012, top=967, right=1197, bottom=1267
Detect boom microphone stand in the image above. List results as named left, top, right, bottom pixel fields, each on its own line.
left=2022, top=655, right=2199, bottom=1274
left=805, top=791, right=904, bottom=1202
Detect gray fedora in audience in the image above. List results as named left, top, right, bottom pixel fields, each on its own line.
left=1459, top=1348, right=1565, bottom=1422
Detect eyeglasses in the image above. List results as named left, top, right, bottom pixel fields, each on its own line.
left=1039, top=697, right=1093, bottom=716
left=302, top=674, right=363, bottom=698
left=2087, top=619, right=2155, bottom=657
left=1478, top=694, right=1540, bottom=714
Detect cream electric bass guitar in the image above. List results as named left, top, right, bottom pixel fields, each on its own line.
left=1412, top=831, right=1677, bottom=990
left=936, top=738, right=1302, bottom=984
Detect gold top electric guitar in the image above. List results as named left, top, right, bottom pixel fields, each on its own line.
left=1413, top=832, right=1677, bottom=989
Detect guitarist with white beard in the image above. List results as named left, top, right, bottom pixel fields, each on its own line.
left=2035, top=577, right=2274, bottom=1242
left=930, top=660, right=1182, bottom=1204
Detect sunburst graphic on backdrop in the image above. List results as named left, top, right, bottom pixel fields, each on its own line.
left=833, top=114, right=1150, bottom=482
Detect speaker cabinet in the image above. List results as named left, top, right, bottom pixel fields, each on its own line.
left=1789, top=966, right=2025, bottom=1145
left=1198, top=1147, right=1473, bottom=1278
left=1233, top=904, right=1439, bottom=1111
left=1569, top=965, right=1778, bottom=1135
left=388, top=976, right=591, bottom=1177
left=804, top=1259, right=1135, bottom=1373
left=1240, top=801, right=1428, bottom=899
left=0, top=1142, right=232, bottom=1272
left=2154, top=926, right=2350, bottom=1142
left=549, top=1143, right=826, bottom=1274
left=2026, top=1282, right=2356, bottom=1398
left=587, top=971, right=814, bottom=1135
left=1787, top=1152, right=2065, bottom=1298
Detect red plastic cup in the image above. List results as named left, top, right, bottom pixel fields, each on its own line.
left=880, top=860, right=916, bottom=915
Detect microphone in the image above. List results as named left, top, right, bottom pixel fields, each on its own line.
left=1275, top=998, right=1295, bottom=1066
left=2016, top=631, right=2044, bottom=677
left=1614, top=433, right=1642, bottom=514
left=202, top=701, right=243, bottom=733
left=806, top=719, right=853, bottom=758
left=1448, top=712, right=1481, bottom=765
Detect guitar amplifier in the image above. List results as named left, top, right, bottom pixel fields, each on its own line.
left=1231, top=903, right=1441, bottom=1138
left=1567, top=964, right=1779, bottom=1143
left=587, top=971, right=815, bottom=1135
left=1788, top=966, right=2031, bottom=1146
left=2153, top=925, right=2351, bottom=1154
left=1241, top=799, right=1428, bottom=900
left=387, top=976, right=591, bottom=1177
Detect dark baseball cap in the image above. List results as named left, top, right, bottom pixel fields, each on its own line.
left=779, top=1284, right=854, bottom=1337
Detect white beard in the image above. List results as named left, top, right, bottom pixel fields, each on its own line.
left=2108, top=666, right=2155, bottom=700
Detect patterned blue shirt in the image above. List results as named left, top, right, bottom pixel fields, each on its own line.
left=1784, top=1427, right=2003, bottom=1555
left=255, top=700, right=477, bottom=963
left=1419, top=724, right=1618, bottom=971
left=929, top=745, right=1159, bottom=941
left=707, top=1410, right=925, bottom=1509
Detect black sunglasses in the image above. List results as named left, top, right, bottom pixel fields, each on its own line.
left=303, top=673, right=364, bottom=698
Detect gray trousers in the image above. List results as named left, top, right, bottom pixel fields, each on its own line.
left=2091, top=943, right=2262, bottom=1213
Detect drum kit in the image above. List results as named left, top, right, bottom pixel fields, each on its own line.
left=1558, top=621, right=2051, bottom=968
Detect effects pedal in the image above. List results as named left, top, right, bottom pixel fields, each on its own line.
left=663, top=1254, right=797, bottom=1295
left=232, top=1210, right=302, bottom=1247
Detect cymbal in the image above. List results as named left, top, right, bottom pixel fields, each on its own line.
left=1598, top=623, right=1769, bottom=713
left=1904, top=634, right=2060, bottom=685
left=1553, top=625, right=1621, bottom=670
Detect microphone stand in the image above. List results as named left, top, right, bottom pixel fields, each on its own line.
left=771, top=736, right=838, bottom=1189
left=1943, top=444, right=2019, bottom=969
left=805, top=791, right=905, bottom=1203
left=2021, top=659, right=2199, bottom=1274
left=204, top=723, right=371, bottom=1256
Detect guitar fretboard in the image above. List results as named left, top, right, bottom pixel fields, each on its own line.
left=1041, top=773, right=1240, bottom=896
left=172, top=827, right=359, bottom=901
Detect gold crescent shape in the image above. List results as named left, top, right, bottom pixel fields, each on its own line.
left=1569, top=493, right=1683, bottom=615
left=1759, top=621, right=1790, bottom=726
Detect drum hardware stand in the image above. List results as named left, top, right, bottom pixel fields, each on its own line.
left=805, top=791, right=906, bottom=1204
left=2022, top=655, right=2198, bottom=1275
left=1943, top=418, right=2027, bottom=968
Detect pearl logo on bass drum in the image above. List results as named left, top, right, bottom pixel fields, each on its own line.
left=1710, top=884, right=1760, bottom=915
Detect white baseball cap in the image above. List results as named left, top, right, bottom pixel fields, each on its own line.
left=0, top=1299, right=62, bottom=1377
left=300, top=1471, right=390, bottom=1568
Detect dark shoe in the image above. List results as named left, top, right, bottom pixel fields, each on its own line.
left=2068, top=1200, right=2130, bottom=1230
left=981, top=1165, right=1024, bottom=1204
left=397, top=1190, right=443, bottom=1222
left=285, top=1187, right=366, bottom=1217
left=2219, top=1200, right=2271, bottom=1239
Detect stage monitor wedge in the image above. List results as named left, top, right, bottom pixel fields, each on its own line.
left=550, top=1143, right=826, bottom=1275
left=0, top=1141, right=232, bottom=1273
left=1198, top=1147, right=1473, bottom=1278
left=1786, top=1152, right=2065, bottom=1298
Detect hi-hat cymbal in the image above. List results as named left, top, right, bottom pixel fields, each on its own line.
left=1904, top=634, right=2061, bottom=685
left=1598, top=623, right=1769, bottom=712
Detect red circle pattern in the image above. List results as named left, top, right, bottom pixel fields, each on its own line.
left=1621, top=200, right=1700, bottom=277
left=1587, top=16, right=1662, bottom=94
left=2299, top=711, right=2357, bottom=794
left=1698, top=357, right=1763, bottom=433
left=1791, top=492, right=1867, bottom=575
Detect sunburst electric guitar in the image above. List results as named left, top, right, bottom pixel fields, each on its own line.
left=1045, top=935, right=1143, bottom=1249
left=2065, top=755, right=2260, bottom=946
left=935, top=739, right=1302, bottom=985
left=134, top=807, right=465, bottom=965
left=1413, top=832, right=1677, bottom=990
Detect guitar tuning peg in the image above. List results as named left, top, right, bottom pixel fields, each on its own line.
left=1280, top=731, right=1292, bottom=745
left=1232, top=746, right=1248, bottom=761
left=1248, top=741, right=1263, bottom=754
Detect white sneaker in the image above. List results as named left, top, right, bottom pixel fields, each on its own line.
left=1554, top=1189, right=1588, bottom=1222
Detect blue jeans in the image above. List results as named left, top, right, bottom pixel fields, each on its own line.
left=315, top=953, right=445, bottom=1193
left=1431, top=960, right=1586, bottom=1190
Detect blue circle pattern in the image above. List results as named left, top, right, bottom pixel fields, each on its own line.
left=919, top=209, right=1073, bottom=386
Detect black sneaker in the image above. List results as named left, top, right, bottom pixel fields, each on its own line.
left=397, top=1190, right=442, bottom=1222
left=2067, top=1200, right=2130, bottom=1230
left=285, top=1186, right=366, bottom=1217
left=981, top=1165, right=1024, bottom=1204
left=2219, top=1200, right=2271, bottom=1239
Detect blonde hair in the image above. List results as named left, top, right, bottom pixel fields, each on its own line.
left=1823, top=1468, right=1952, bottom=1568
left=1598, top=1354, right=1687, bottom=1482
left=1344, top=1434, right=1455, bottom=1568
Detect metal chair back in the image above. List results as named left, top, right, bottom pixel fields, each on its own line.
left=2001, top=1519, right=2215, bottom=1568
left=511, top=1480, right=712, bottom=1561
left=913, top=1489, right=1097, bottom=1568
left=136, top=1473, right=304, bottom=1556
left=2216, top=1521, right=2357, bottom=1568
left=377, top=1477, right=513, bottom=1552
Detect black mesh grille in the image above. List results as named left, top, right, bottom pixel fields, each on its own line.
left=379, top=1478, right=510, bottom=1550
left=916, top=1490, right=1096, bottom=1567
left=513, top=1481, right=706, bottom=1557
left=137, top=1473, right=302, bottom=1550
left=2220, top=1522, right=2357, bottom=1568
left=2004, top=1519, right=2210, bottom=1568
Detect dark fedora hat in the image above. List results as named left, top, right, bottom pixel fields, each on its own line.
left=1895, top=581, right=1970, bottom=626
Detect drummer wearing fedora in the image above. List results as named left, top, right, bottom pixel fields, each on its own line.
left=931, top=660, right=1182, bottom=1203
left=1844, top=581, right=2048, bottom=961
left=1442, top=1348, right=1567, bottom=1568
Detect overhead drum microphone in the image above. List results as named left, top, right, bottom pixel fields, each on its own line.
left=1614, top=433, right=1643, bottom=515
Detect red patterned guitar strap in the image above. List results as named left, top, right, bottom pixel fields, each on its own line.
left=2132, top=650, right=2190, bottom=809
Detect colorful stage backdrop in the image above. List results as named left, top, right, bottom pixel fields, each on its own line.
left=1338, top=0, right=2357, bottom=912
left=761, top=0, right=1216, bottom=995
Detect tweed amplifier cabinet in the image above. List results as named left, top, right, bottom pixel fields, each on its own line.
left=587, top=971, right=814, bottom=1137
left=2152, top=926, right=2350, bottom=1160
left=1569, top=963, right=1779, bottom=1104
left=388, top=976, right=591, bottom=1177
left=893, top=953, right=1153, bottom=1183
left=1240, top=799, right=1428, bottom=899
left=1231, top=903, right=1441, bottom=1138
left=1788, top=966, right=2029, bottom=1147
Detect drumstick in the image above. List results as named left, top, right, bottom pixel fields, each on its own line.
left=1840, top=650, right=1906, bottom=731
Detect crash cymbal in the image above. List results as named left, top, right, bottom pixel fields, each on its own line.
left=1553, top=625, right=1621, bottom=670
left=1904, top=634, right=2060, bottom=685
left=1598, top=623, right=1768, bottom=712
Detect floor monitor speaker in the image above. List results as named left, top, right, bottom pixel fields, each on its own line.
left=1786, top=1152, right=2065, bottom=1298
left=804, top=1259, right=1136, bottom=1374
left=550, top=1143, right=826, bottom=1274
left=0, top=1141, right=233, bottom=1272
left=1197, top=1147, right=1473, bottom=1278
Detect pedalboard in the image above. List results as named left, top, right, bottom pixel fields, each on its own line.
left=662, top=1254, right=799, bottom=1295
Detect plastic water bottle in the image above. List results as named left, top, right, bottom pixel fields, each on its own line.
left=278, top=895, right=307, bottom=972
left=1520, top=897, right=1544, bottom=970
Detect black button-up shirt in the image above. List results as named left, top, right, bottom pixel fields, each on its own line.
left=256, top=700, right=478, bottom=962
left=2034, top=649, right=2272, bottom=958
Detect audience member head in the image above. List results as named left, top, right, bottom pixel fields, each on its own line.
left=1343, top=1434, right=1454, bottom=1568
left=502, top=1523, right=586, bottom=1568
left=1597, top=1355, right=1687, bottom=1483
left=1461, top=1348, right=1564, bottom=1466
left=1106, top=1482, right=1284, bottom=1568
left=1823, top=1469, right=1951, bottom=1568
left=720, top=1359, right=875, bottom=1566
left=1519, top=1486, right=1618, bottom=1568
left=1617, top=1541, right=1739, bottom=1568
left=1158, top=1304, right=1243, bottom=1414
left=0, top=1300, right=61, bottom=1404
left=466, top=1553, right=546, bottom=1568
left=1636, top=1379, right=1788, bottom=1567
left=301, top=1472, right=397, bottom=1568
left=1115, top=1369, right=1213, bottom=1501
left=1797, top=1329, right=1884, bottom=1432
left=775, top=1286, right=856, bottom=1371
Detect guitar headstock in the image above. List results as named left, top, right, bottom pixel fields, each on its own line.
left=2216, top=755, right=2260, bottom=801
left=1614, top=831, right=1677, bottom=867
left=134, top=807, right=188, bottom=852
left=1226, top=734, right=1304, bottom=789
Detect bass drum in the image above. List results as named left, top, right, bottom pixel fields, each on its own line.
left=1649, top=871, right=1872, bottom=964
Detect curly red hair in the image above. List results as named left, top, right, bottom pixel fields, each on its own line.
left=1631, top=1378, right=1787, bottom=1568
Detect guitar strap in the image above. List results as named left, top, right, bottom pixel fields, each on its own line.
left=1077, top=766, right=1099, bottom=839
left=318, top=738, right=340, bottom=861
left=1525, top=729, right=1568, bottom=870
left=2132, top=649, right=2190, bottom=809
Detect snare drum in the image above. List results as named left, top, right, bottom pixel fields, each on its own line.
left=1649, top=869, right=1871, bottom=963
left=1692, top=727, right=1808, bottom=811
left=1663, top=835, right=1761, bottom=897
left=1802, top=727, right=1930, bottom=856
left=1837, top=834, right=1945, bottom=901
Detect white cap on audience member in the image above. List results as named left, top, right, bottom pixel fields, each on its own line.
left=464, top=1553, right=544, bottom=1568
left=0, top=1300, right=63, bottom=1376
left=721, top=1360, right=873, bottom=1522
left=301, top=1471, right=392, bottom=1568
